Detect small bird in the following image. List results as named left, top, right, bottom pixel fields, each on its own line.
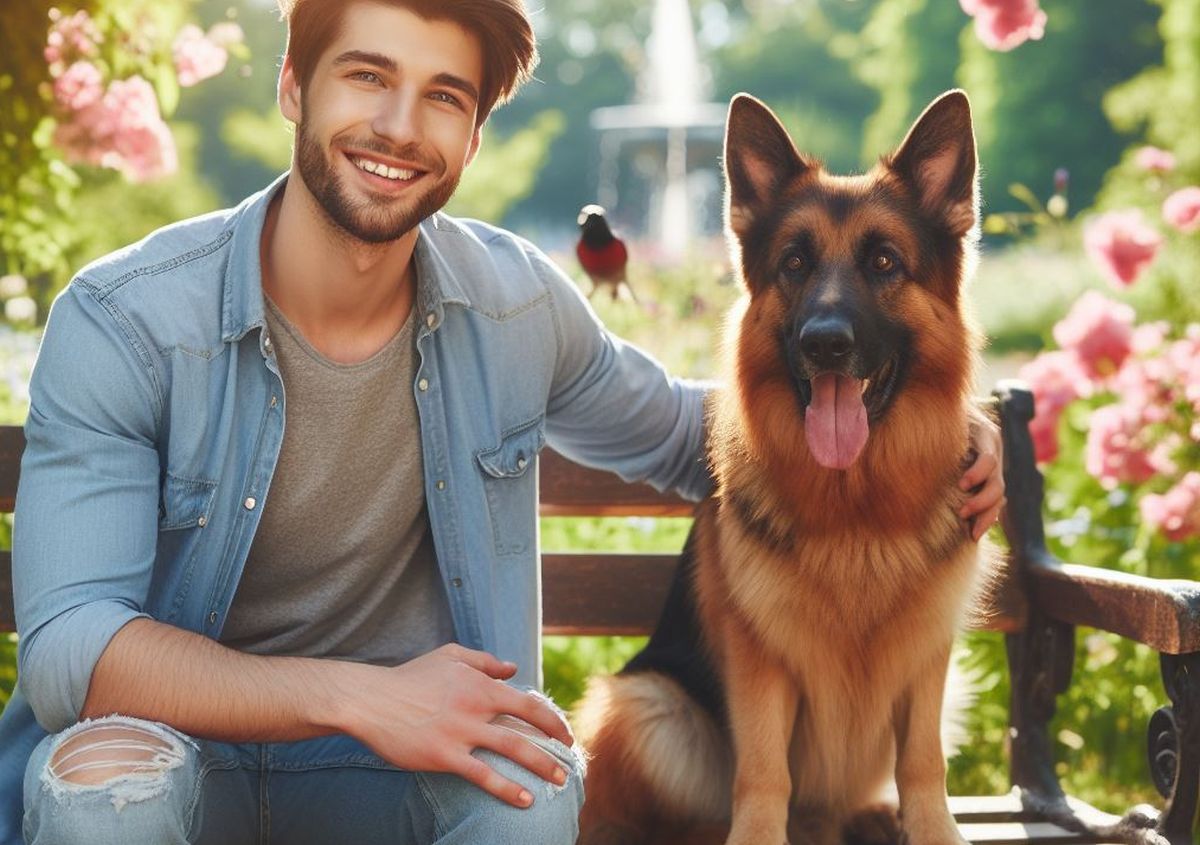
left=575, top=204, right=636, bottom=303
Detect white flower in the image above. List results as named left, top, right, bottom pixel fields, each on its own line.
left=4, top=297, right=38, bottom=324
left=0, top=275, right=28, bottom=299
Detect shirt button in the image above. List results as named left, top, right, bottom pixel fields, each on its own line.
left=436, top=480, right=446, bottom=490
left=208, top=611, right=218, bottom=624
left=426, top=312, right=436, bottom=329
left=451, top=578, right=463, bottom=588
left=516, top=456, right=528, bottom=471
left=197, top=516, right=207, bottom=528
left=417, top=378, right=429, bottom=392
left=270, top=395, right=278, bottom=408
left=263, top=334, right=273, bottom=354
left=244, top=497, right=257, bottom=510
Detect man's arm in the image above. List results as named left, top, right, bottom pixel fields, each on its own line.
left=84, top=621, right=571, bottom=808
left=17, top=285, right=569, bottom=809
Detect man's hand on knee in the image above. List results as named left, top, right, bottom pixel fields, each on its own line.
left=329, top=643, right=574, bottom=809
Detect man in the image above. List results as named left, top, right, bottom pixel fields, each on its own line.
left=0, top=1, right=1005, bottom=842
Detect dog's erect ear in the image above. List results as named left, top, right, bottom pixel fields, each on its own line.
left=889, top=90, right=978, bottom=237
left=724, top=94, right=810, bottom=236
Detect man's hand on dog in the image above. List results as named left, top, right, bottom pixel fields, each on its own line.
left=335, top=643, right=573, bottom=809
left=960, top=417, right=1006, bottom=541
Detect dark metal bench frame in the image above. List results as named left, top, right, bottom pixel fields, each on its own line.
left=1, top=382, right=1197, bottom=844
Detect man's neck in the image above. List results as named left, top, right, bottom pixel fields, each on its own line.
left=260, top=175, right=419, bottom=365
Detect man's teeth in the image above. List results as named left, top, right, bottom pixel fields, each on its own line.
left=353, top=157, right=416, bottom=181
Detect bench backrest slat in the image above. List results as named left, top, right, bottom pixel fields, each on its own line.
left=0, top=427, right=23, bottom=513
left=0, top=425, right=1026, bottom=637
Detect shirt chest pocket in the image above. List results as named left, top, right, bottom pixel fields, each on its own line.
left=474, top=416, right=544, bottom=556
left=159, top=473, right=218, bottom=531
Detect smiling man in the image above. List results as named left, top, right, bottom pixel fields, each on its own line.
left=0, top=1, right=1006, bottom=843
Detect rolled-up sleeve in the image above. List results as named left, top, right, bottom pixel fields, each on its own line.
left=535, top=249, right=714, bottom=502
left=14, top=282, right=160, bottom=732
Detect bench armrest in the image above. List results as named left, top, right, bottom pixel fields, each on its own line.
left=1025, top=552, right=1200, bottom=655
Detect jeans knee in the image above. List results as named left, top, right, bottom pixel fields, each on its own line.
left=474, top=744, right=586, bottom=845
left=24, top=715, right=199, bottom=845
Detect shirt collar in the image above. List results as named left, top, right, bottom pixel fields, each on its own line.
left=221, top=173, right=472, bottom=343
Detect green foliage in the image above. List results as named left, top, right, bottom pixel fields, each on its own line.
left=221, top=106, right=293, bottom=173
left=0, top=1, right=93, bottom=283
left=447, top=111, right=567, bottom=223
left=955, top=0, right=1161, bottom=216
left=0, top=1, right=201, bottom=282
left=1104, top=0, right=1200, bottom=181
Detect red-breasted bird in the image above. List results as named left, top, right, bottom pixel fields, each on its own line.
left=576, top=204, right=637, bottom=303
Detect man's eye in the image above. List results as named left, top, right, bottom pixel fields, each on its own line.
left=431, top=91, right=462, bottom=107
left=351, top=71, right=382, bottom=85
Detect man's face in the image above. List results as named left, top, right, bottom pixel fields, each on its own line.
left=280, top=2, right=484, bottom=243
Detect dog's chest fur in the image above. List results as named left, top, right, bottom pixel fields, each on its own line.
left=709, top=471, right=981, bottom=809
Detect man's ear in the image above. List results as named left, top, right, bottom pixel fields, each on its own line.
left=465, top=124, right=483, bottom=168
left=279, top=55, right=302, bottom=125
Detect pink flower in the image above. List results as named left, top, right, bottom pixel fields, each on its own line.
left=44, top=9, right=101, bottom=70
left=1052, top=291, right=1135, bottom=379
left=54, top=76, right=177, bottom=182
left=173, top=25, right=228, bottom=88
left=1134, top=146, right=1176, bottom=173
left=959, top=0, right=1047, bottom=51
left=1085, top=403, right=1160, bottom=489
left=1019, top=350, right=1090, bottom=463
left=1163, top=187, right=1200, bottom=234
left=1083, top=210, right=1163, bottom=288
left=1132, top=321, right=1170, bottom=354
left=53, top=60, right=104, bottom=112
left=1140, top=473, right=1200, bottom=542
left=206, top=22, right=245, bottom=48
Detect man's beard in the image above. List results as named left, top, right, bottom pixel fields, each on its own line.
left=295, top=120, right=460, bottom=244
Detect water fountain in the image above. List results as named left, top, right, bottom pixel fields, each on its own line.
left=590, top=0, right=727, bottom=260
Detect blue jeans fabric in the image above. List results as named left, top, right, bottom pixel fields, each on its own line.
left=22, top=717, right=583, bottom=845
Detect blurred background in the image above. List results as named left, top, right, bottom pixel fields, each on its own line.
left=2, top=0, right=1199, bottom=816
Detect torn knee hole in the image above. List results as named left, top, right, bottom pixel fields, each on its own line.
left=48, top=721, right=184, bottom=787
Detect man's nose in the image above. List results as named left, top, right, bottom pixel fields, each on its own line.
left=372, top=91, right=424, bottom=146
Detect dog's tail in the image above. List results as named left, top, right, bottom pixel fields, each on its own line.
left=942, top=650, right=980, bottom=759
left=574, top=671, right=732, bottom=843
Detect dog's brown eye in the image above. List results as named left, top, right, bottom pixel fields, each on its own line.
left=871, top=252, right=896, bottom=273
left=783, top=254, right=805, bottom=273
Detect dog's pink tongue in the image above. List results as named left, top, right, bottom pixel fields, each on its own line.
left=805, top=373, right=869, bottom=470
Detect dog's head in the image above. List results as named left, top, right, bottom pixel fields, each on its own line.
left=723, top=91, right=979, bottom=471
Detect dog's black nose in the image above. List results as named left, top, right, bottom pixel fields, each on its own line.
left=799, top=315, right=855, bottom=369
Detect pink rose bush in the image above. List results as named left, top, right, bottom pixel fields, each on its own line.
left=1163, top=187, right=1200, bottom=234
left=1134, top=146, right=1176, bottom=173
left=1083, top=210, right=1162, bottom=288
left=1021, top=140, right=1200, bottom=544
left=959, top=0, right=1047, bottom=52
left=1051, top=291, right=1134, bottom=379
left=45, top=9, right=241, bottom=183
left=173, top=25, right=229, bottom=88
left=54, top=76, right=178, bottom=182
left=1029, top=305, right=1200, bottom=538
left=1140, top=474, right=1200, bottom=543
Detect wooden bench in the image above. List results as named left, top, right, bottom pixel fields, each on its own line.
left=2, top=381, right=1198, bottom=845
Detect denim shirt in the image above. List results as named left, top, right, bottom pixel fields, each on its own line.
left=0, top=174, right=710, bottom=836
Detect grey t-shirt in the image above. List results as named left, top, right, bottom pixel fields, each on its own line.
left=220, top=297, right=455, bottom=664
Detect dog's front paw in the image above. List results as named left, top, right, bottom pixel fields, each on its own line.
left=902, top=813, right=969, bottom=845
left=845, top=803, right=903, bottom=845
left=725, top=818, right=788, bottom=845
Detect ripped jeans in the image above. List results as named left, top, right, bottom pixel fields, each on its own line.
left=22, top=716, right=584, bottom=845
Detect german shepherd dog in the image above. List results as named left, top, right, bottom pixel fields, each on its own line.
left=574, top=90, right=992, bottom=845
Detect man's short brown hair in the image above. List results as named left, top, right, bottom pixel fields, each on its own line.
left=276, top=0, right=538, bottom=126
